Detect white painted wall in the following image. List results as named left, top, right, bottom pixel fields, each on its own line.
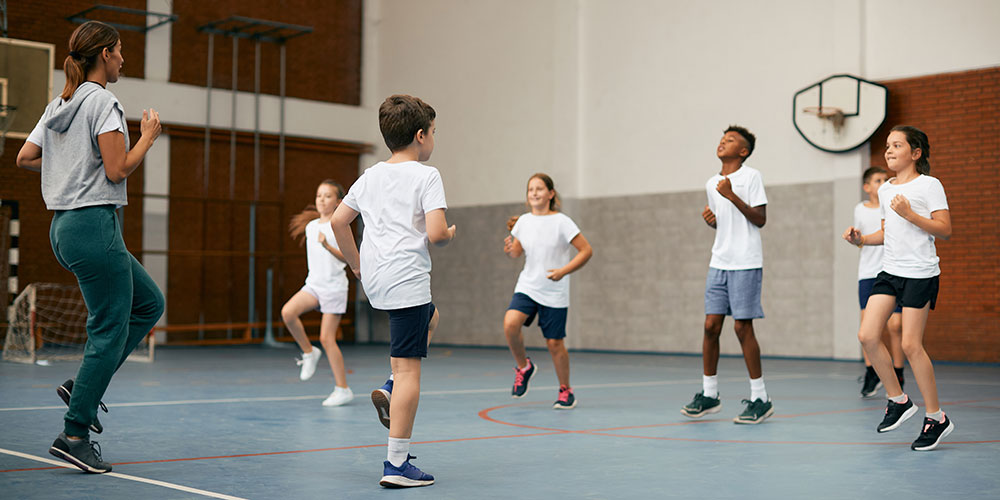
left=371, top=0, right=1000, bottom=204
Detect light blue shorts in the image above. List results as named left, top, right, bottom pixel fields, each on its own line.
left=704, top=267, right=764, bottom=320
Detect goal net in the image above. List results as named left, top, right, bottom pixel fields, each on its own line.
left=3, top=283, right=154, bottom=363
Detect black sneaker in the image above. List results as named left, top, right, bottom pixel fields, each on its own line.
left=49, top=433, right=112, bottom=473
left=911, top=415, right=955, bottom=451
left=876, top=397, right=918, bottom=433
left=733, top=398, right=774, bottom=424
left=552, top=386, right=576, bottom=409
left=57, top=379, right=106, bottom=434
left=511, top=358, right=537, bottom=398
left=680, top=392, right=722, bottom=418
left=860, top=367, right=882, bottom=398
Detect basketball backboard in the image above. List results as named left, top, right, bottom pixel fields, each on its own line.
left=0, top=38, right=55, bottom=141
left=792, top=74, right=887, bottom=153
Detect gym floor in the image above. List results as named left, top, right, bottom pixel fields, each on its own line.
left=1, top=345, right=998, bottom=499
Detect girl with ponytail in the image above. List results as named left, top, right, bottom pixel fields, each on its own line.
left=845, top=125, right=955, bottom=451
left=282, top=180, right=355, bottom=407
left=16, top=21, right=164, bottom=473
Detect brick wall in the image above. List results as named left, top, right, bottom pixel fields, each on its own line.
left=869, top=66, right=1000, bottom=363
left=8, top=0, right=147, bottom=80
left=169, top=0, right=362, bottom=105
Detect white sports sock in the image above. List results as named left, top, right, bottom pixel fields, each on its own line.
left=889, top=393, right=908, bottom=404
left=702, top=375, right=719, bottom=398
left=926, top=410, right=944, bottom=422
left=387, top=437, right=410, bottom=467
left=749, top=377, right=767, bottom=402
left=389, top=373, right=394, bottom=381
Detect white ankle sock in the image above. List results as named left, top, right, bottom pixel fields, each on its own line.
left=389, top=373, right=394, bottom=381
left=702, top=375, right=718, bottom=398
left=387, top=437, right=410, bottom=467
left=889, top=393, right=907, bottom=404
left=926, top=410, right=944, bottom=422
left=749, top=377, right=767, bottom=402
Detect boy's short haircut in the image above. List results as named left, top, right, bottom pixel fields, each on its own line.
left=725, top=125, right=756, bottom=161
left=862, top=166, right=887, bottom=184
left=379, top=94, right=436, bottom=152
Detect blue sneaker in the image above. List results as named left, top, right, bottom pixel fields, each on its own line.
left=380, top=455, right=434, bottom=488
left=371, top=377, right=393, bottom=429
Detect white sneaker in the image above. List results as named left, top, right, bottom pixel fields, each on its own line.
left=322, top=387, right=354, bottom=407
left=296, top=347, right=323, bottom=381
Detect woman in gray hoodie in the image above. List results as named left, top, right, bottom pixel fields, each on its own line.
left=17, top=20, right=163, bottom=474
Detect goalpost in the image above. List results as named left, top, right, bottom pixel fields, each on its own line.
left=3, top=283, right=154, bottom=363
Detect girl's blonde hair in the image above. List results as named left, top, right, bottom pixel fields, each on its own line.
left=288, top=180, right=345, bottom=246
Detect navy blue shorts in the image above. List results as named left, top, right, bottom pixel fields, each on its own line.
left=387, top=302, right=435, bottom=358
left=870, top=272, right=939, bottom=310
left=507, top=293, right=567, bottom=340
left=859, top=278, right=901, bottom=312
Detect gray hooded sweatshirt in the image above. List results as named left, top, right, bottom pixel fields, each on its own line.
left=35, top=81, right=129, bottom=210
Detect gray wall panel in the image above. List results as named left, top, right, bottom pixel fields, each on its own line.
left=391, top=182, right=838, bottom=358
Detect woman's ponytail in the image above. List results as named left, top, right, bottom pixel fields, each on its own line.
left=60, top=21, right=119, bottom=100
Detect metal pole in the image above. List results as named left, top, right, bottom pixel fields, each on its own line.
left=248, top=39, right=260, bottom=337
left=279, top=43, right=286, bottom=196
left=263, top=267, right=285, bottom=347
left=199, top=32, right=214, bottom=340
left=227, top=35, right=238, bottom=339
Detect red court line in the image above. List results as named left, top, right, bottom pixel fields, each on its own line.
left=478, top=397, right=1000, bottom=447
left=5, top=397, right=998, bottom=473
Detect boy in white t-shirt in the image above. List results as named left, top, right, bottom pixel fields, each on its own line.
left=681, top=125, right=774, bottom=424
left=332, top=95, right=455, bottom=488
left=843, top=167, right=904, bottom=398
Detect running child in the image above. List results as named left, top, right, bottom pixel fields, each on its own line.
left=845, top=125, right=954, bottom=451
left=681, top=125, right=774, bottom=424
left=283, top=179, right=354, bottom=406
left=503, top=174, right=593, bottom=409
left=842, top=167, right=904, bottom=398
left=332, top=94, right=454, bottom=487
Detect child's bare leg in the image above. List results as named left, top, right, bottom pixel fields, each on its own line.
left=887, top=312, right=904, bottom=369
left=546, top=338, right=570, bottom=387
left=733, top=320, right=762, bottom=379
left=319, top=313, right=347, bottom=388
left=900, top=305, right=940, bottom=412
left=504, top=310, right=530, bottom=369
left=702, top=314, right=724, bottom=376
left=388, top=356, right=421, bottom=439
left=427, top=307, right=439, bottom=346
left=281, top=291, right=319, bottom=353
left=858, top=295, right=900, bottom=396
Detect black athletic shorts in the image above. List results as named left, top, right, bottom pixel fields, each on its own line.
left=870, top=271, right=939, bottom=310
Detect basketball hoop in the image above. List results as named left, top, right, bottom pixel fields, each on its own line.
left=802, top=105, right=844, bottom=133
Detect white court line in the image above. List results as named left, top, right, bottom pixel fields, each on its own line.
left=0, top=447, right=247, bottom=500
left=0, top=374, right=810, bottom=412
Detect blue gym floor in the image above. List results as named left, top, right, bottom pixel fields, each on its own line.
left=1, top=344, right=998, bottom=499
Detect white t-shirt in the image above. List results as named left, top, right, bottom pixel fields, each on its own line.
left=854, top=202, right=884, bottom=280
left=341, top=161, right=448, bottom=310
left=705, top=165, right=768, bottom=270
left=511, top=212, right=581, bottom=308
left=304, top=218, right=349, bottom=292
left=878, top=174, right=949, bottom=279
left=26, top=109, right=124, bottom=146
